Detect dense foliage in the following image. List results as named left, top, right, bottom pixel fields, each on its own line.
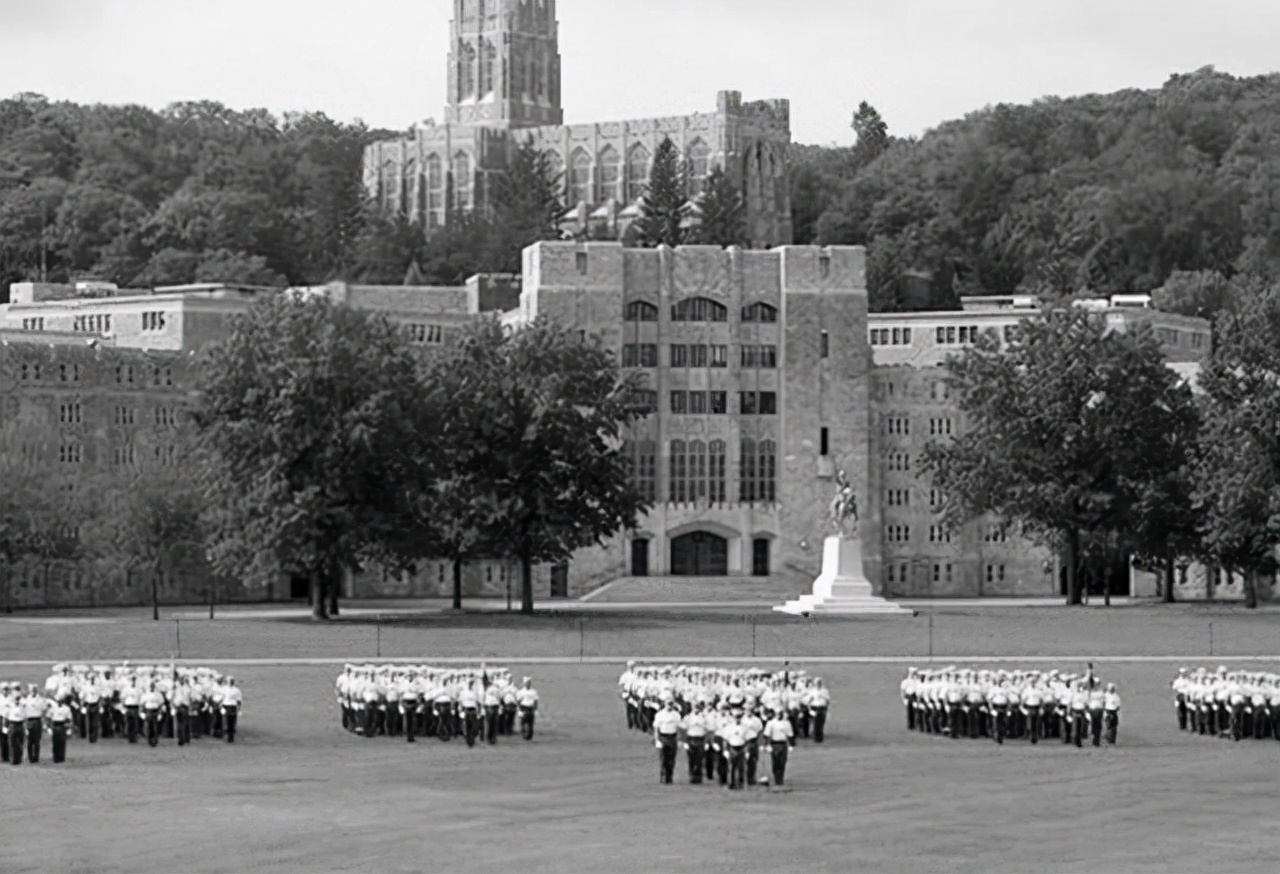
left=923, top=309, right=1201, bottom=605
left=793, top=68, right=1280, bottom=311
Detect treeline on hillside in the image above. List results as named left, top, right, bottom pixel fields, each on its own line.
left=791, top=68, right=1280, bottom=313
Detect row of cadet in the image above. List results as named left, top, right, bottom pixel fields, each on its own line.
left=1173, top=667, right=1280, bottom=740
left=41, top=663, right=243, bottom=747
left=618, top=662, right=832, bottom=744
left=1, top=681, right=73, bottom=764
left=901, top=666, right=1121, bottom=746
left=619, top=664, right=831, bottom=788
left=335, top=664, right=539, bottom=745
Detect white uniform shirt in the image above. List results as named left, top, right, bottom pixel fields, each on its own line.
left=652, top=708, right=681, bottom=737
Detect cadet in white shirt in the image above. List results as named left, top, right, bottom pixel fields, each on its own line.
left=47, top=699, right=73, bottom=763
left=651, top=700, right=681, bottom=784
left=679, top=701, right=708, bottom=784
left=23, top=687, right=47, bottom=763
left=516, top=678, right=539, bottom=741
left=762, top=709, right=795, bottom=787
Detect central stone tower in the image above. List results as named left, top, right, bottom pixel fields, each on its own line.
left=444, top=0, right=564, bottom=129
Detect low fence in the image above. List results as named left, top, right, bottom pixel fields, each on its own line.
left=1, top=608, right=1276, bottom=663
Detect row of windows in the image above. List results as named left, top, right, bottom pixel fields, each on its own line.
left=59, top=402, right=82, bottom=424
left=406, top=323, right=445, bottom=345
left=73, top=314, right=112, bottom=334
left=885, top=564, right=1007, bottom=585
left=116, top=365, right=173, bottom=386
left=141, top=312, right=167, bottom=331
left=622, top=343, right=778, bottom=370
left=887, top=524, right=911, bottom=543
left=624, top=439, right=777, bottom=504
left=983, top=525, right=1008, bottom=543
left=887, top=452, right=911, bottom=472
left=668, top=391, right=777, bottom=415
left=928, top=525, right=952, bottom=543
left=884, top=416, right=909, bottom=435
left=21, top=317, right=44, bottom=331
left=670, top=344, right=728, bottom=368
left=936, top=325, right=982, bottom=345
left=886, top=489, right=910, bottom=507
left=20, top=363, right=81, bottom=382
left=625, top=299, right=780, bottom=324
left=869, top=328, right=913, bottom=346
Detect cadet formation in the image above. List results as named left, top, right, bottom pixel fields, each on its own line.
left=2, top=662, right=243, bottom=765
left=900, top=666, right=1121, bottom=746
left=1172, top=666, right=1280, bottom=741
left=618, top=662, right=831, bottom=788
left=335, top=664, right=539, bottom=745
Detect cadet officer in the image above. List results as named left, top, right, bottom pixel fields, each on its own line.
left=5, top=687, right=24, bottom=764
left=23, top=686, right=46, bottom=763
left=652, top=699, right=681, bottom=784
left=516, top=677, right=539, bottom=740
left=141, top=683, right=166, bottom=747
left=220, top=677, right=242, bottom=743
left=762, top=708, right=795, bottom=787
left=804, top=678, right=831, bottom=743
left=680, top=700, right=708, bottom=784
left=722, top=712, right=747, bottom=790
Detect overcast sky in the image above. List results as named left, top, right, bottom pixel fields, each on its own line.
left=2, top=0, right=1277, bottom=144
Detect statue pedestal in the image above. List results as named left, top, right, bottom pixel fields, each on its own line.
left=775, top=535, right=911, bottom=616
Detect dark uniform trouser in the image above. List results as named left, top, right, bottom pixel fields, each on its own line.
left=125, top=705, right=140, bottom=743
left=51, top=721, right=68, bottom=763
left=26, top=717, right=41, bottom=763
left=658, top=735, right=678, bottom=783
left=223, top=705, right=238, bottom=742
left=403, top=702, right=419, bottom=743
left=519, top=707, right=535, bottom=740
left=716, top=741, right=729, bottom=785
left=145, top=709, right=161, bottom=746
left=704, top=739, right=718, bottom=780
left=811, top=706, right=828, bottom=743
left=484, top=705, right=499, bottom=744
left=8, top=719, right=26, bottom=764
left=175, top=706, right=190, bottom=745
left=728, top=745, right=746, bottom=789
left=686, top=736, right=705, bottom=783
left=769, top=741, right=789, bottom=785
left=745, top=739, right=759, bottom=785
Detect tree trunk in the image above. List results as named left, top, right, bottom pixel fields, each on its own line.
left=1065, top=528, right=1082, bottom=606
left=1163, top=552, right=1176, bottom=604
left=520, top=553, right=535, bottom=615
left=152, top=563, right=160, bottom=621
left=1103, top=556, right=1112, bottom=607
left=1245, top=569, right=1259, bottom=609
left=328, top=564, right=340, bottom=617
left=452, top=559, right=463, bottom=611
left=311, top=573, right=328, bottom=620
left=1207, top=562, right=1216, bottom=601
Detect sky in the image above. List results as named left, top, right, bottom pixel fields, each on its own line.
left=1, top=0, right=1277, bottom=145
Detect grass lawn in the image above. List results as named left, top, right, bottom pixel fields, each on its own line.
left=2, top=610, right=1279, bottom=873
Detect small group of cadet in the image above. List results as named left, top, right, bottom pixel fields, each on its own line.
left=901, top=665, right=1121, bottom=746
left=618, top=662, right=831, bottom=744
left=1172, top=666, right=1280, bottom=741
left=620, top=663, right=832, bottom=788
left=335, top=664, right=539, bottom=745
left=1, top=681, right=73, bottom=764
left=41, top=662, right=243, bottom=747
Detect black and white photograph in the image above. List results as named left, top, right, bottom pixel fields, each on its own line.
left=1, top=1, right=1278, bottom=871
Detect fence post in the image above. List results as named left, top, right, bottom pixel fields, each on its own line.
left=174, top=618, right=181, bottom=659
left=1209, top=621, right=1214, bottom=657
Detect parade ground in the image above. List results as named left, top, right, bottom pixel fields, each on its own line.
left=3, top=604, right=1279, bottom=873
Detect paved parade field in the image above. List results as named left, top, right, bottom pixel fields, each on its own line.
left=3, top=607, right=1279, bottom=873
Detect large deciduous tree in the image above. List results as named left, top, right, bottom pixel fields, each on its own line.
left=112, top=475, right=205, bottom=620
left=428, top=317, right=649, bottom=613
left=636, top=136, right=686, bottom=247
left=1193, top=289, right=1280, bottom=608
left=924, top=308, right=1201, bottom=605
left=191, top=293, right=428, bottom=619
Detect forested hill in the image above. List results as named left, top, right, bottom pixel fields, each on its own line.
left=0, top=95, right=395, bottom=298
left=792, top=67, right=1280, bottom=313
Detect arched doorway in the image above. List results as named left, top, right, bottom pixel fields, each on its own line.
left=670, top=531, right=729, bottom=576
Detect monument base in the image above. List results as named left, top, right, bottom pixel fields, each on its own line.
left=775, top=535, right=912, bottom=616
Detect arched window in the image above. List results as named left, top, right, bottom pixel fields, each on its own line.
left=569, top=147, right=592, bottom=206
left=626, top=142, right=651, bottom=199
left=688, top=440, right=707, bottom=500
left=741, top=302, right=779, bottom=323
left=425, top=154, right=443, bottom=212
left=624, top=300, right=658, bottom=322
left=543, top=149, right=564, bottom=197
left=708, top=439, right=726, bottom=503
left=597, top=145, right=620, bottom=202
left=401, top=159, right=416, bottom=218
left=453, top=151, right=472, bottom=208
left=479, top=39, right=497, bottom=95
left=687, top=139, right=711, bottom=195
left=671, top=297, right=727, bottom=322
left=670, top=439, right=688, bottom=503
left=532, top=55, right=544, bottom=98
left=459, top=42, right=477, bottom=99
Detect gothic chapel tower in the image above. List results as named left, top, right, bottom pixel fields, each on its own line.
left=444, top=0, right=564, bottom=129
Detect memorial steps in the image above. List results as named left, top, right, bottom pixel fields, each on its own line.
left=581, top=576, right=800, bottom=604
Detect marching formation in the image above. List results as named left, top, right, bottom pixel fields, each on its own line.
left=618, top=662, right=831, bottom=788
left=335, top=664, right=539, bottom=745
left=43, top=663, right=243, bottom=748
left=901, top=665, right=1122, bottom=746
left=1, top=680, right=73, bottom=764
left=1172, top=666, right=1280, bottom=741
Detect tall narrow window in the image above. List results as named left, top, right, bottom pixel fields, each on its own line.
left=453, top=151, right=473, bottom=209
left=569, top=147, right=592, bottom=206
left=708, top=439, right=726, bottom=503
left=626, top=142, right=650, bottom=201
left=687, top=139, right=710, bottom=195
left=758, top=439, right=777, bottom=502
left=821, top=330, right=829, bottom=358
left=597, top=145, right=620, bottom=202
left=820, top=427, right=829, bottom=456
left=688, top=440, right=707, bottom=499
left=740, top=438, right=757, bottom=502
left=670, top=440, right=688, bottom=503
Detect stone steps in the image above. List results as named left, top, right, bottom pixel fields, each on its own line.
left=582, top=575, right=800, bottom=604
